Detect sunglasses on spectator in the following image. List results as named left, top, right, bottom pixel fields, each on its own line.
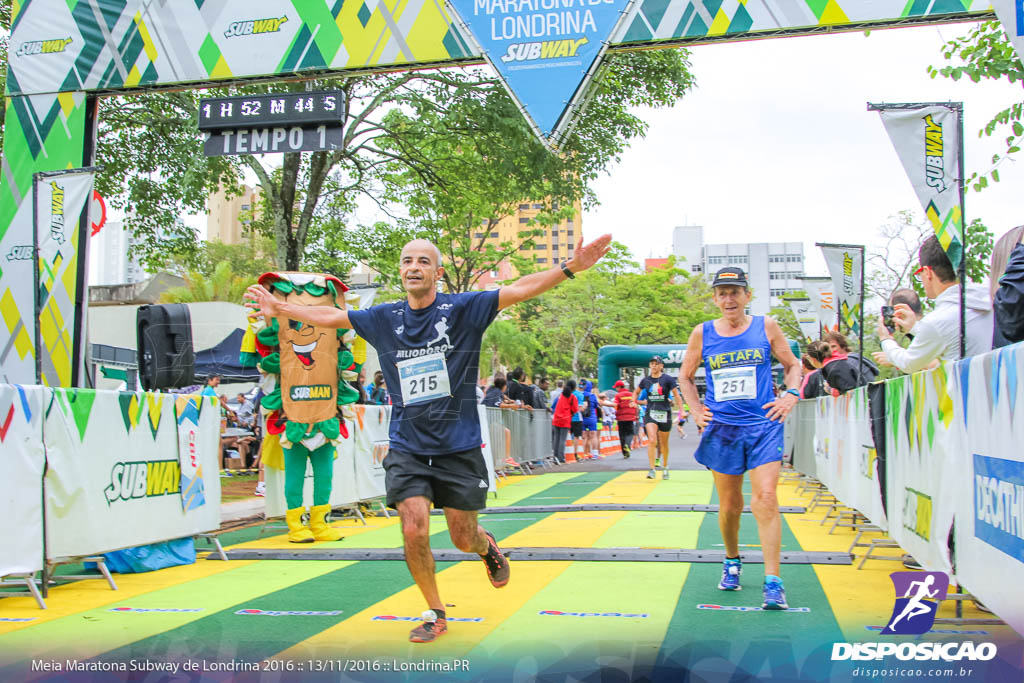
left=913, top=265, right=929, bottom=280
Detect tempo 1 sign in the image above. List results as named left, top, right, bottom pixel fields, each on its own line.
left=203, top=124, right=344, bottom=157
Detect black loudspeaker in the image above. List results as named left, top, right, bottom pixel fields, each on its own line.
left=136, top=304, right=195, bottom=390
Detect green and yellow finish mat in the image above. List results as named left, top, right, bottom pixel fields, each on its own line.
left=1, top=472, right=1020, bottom=681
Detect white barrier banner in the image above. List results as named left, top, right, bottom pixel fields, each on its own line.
left=43, top=389, right=221, bottom=558
left=952, top=343, right=1024, bottom=635
left=264, top=418, right=360, bottom=518
left=884, top=367, right=959, bottom=574
left=814, top=388, right=886, bottom=530
left=0, top=385, right=47, bottom=575
left=353, top=405, right=390, bottom=502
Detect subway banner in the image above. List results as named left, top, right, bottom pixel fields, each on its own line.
left=992, top=0, right=1024, bottom=66
left=33, top=169, right=94, bottom=388
left=0, top=385, right=47, bottom=576
left=42, top=388, right=220, bottom=559
left=875, top=103, right=965, bottom=269
left=447, top=0, right=631, bottom=146
left=884, top=366, right=960, bottom=575
left=813, top=388, right=887, bottom=530
left=952, top=342, right=1024, bottom=636
left=819, top=244, right=863, bottom=333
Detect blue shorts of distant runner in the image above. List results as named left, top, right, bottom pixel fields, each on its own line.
left=694, top=420, right=784, bottom=475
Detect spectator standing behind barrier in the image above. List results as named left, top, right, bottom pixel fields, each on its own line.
left=874, top=236, right=993, bottom=373
left=202, top=374, right=220, bottom=397
left=602, top=380, right=636, bottom=459
left=991, top=225, right=1024, bottom=348
left=369, top=371, right=390, bottom=405
left=799, top=341, right=831, bottom=399
left=482, top=377, right=512, bottom=408
left=550, top=379, right=580, bottom=464
left=506, top=367, right=531, bottom=405
left=819, top=332, right=878, bottom=394
left=533, top=378, right=553, bottom=412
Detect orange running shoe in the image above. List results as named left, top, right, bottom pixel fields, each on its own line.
left=409, top=610, right=448, bottom=643
left=481, top=530, right=510, bottom=588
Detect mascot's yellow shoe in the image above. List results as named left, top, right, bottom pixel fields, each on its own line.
left=310, top=504, right=344, bottom=542
left=286, top=507, right=314, bottom=543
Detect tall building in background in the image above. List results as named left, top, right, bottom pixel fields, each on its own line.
left=472, top=200, right=582, bottom=289
left=207, top=184, right=262, bottom=245
left=671, top=225, right=804, bottom=315
left=87, top=220, right=146, bottom=286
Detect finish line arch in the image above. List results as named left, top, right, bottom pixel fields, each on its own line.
left=0, top=1, right=1000, bottom=386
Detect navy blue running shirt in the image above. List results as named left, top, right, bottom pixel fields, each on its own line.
left=347, top=290, right=500, bottom=456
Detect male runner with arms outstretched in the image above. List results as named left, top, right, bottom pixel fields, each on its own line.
left=246, top=235, right=611, bottom=641
left=678, top=267, right=801, bottom=610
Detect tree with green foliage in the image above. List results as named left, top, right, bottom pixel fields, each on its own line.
left=160, top=261, right=249, bottom=304
left=928, top=19, right=1024, bottom=191
left=480, top=320, right=542, bottom=379
left=311, top=51, right=695, bottom=290
left=523, top=246, right=716, bottom=377
left=185, top=238, right=277, bottom=282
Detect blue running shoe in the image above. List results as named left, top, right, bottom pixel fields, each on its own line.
left=718, top=558, right=742, bottom=591
left=762, top=579, right=788, bottom=610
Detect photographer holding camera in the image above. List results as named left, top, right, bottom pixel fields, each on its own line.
left=874, top=236, right=993, bottom=374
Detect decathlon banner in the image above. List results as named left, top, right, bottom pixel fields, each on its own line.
left=800, top=277, right=837, bottom=331
left=883, top=367, right=959, bottom=575
left=993, top=0, right=1024, bottom=70
left=447, top=0, right=633, bottom=146
left=875, top=104, right=964, bottom=270
left=43, top=388, right=221, bottom=559
left=951, top=343, right=1024, bottom=635
left=32, top=169, right=94, bottom=388
left=818, top=244, right=863, bottom=333
left=0, top=385, right=47, bottom=575
left=786, top=297, right=819, bottom=342
left=813, top=388, right=887, bottom=530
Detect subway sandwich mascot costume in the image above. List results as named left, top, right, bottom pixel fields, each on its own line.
left=241, top=272, right=362, bottom=543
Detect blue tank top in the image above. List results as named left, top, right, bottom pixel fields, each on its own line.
left=702, top=316, right=775, bottom=426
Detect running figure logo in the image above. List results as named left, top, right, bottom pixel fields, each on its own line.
left=428, top=317, right=451, bottom=348
left=881, top=571, right=949, bottom=635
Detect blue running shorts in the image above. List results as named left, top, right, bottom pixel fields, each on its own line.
left=694, top=421, right=784, bottom=475
left=582, top=418, right=599, bottom=432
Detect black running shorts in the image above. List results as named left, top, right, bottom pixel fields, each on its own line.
left=384, top=446, right=489, bottom=511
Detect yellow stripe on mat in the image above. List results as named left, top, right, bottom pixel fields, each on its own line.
left=273, top=472, right=656, bottom=660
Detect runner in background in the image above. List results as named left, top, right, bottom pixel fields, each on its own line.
left=678, top=267, right=801, bottom=610
left=602, top=380, right=637, bottom=459
left=636, top=355, right=683, bottom=479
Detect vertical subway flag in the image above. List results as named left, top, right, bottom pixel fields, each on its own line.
left=819, top=245, right=864, bottom=334
left=446, top=0, right=633, bottom=148
left=991, top=0, right=1024, bottom=67
left=876, top=104, right=964, bottom=269
left=786, top=297, right=820, bottom=343
left=33, top=170, right=95, bottom=387
left=800, top=276, right=838, bottom=332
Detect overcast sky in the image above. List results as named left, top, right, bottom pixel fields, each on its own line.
left=582, top=23, right=1024, bottom=278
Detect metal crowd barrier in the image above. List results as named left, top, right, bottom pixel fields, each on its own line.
left=485, top=407, right=553, bottom=471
